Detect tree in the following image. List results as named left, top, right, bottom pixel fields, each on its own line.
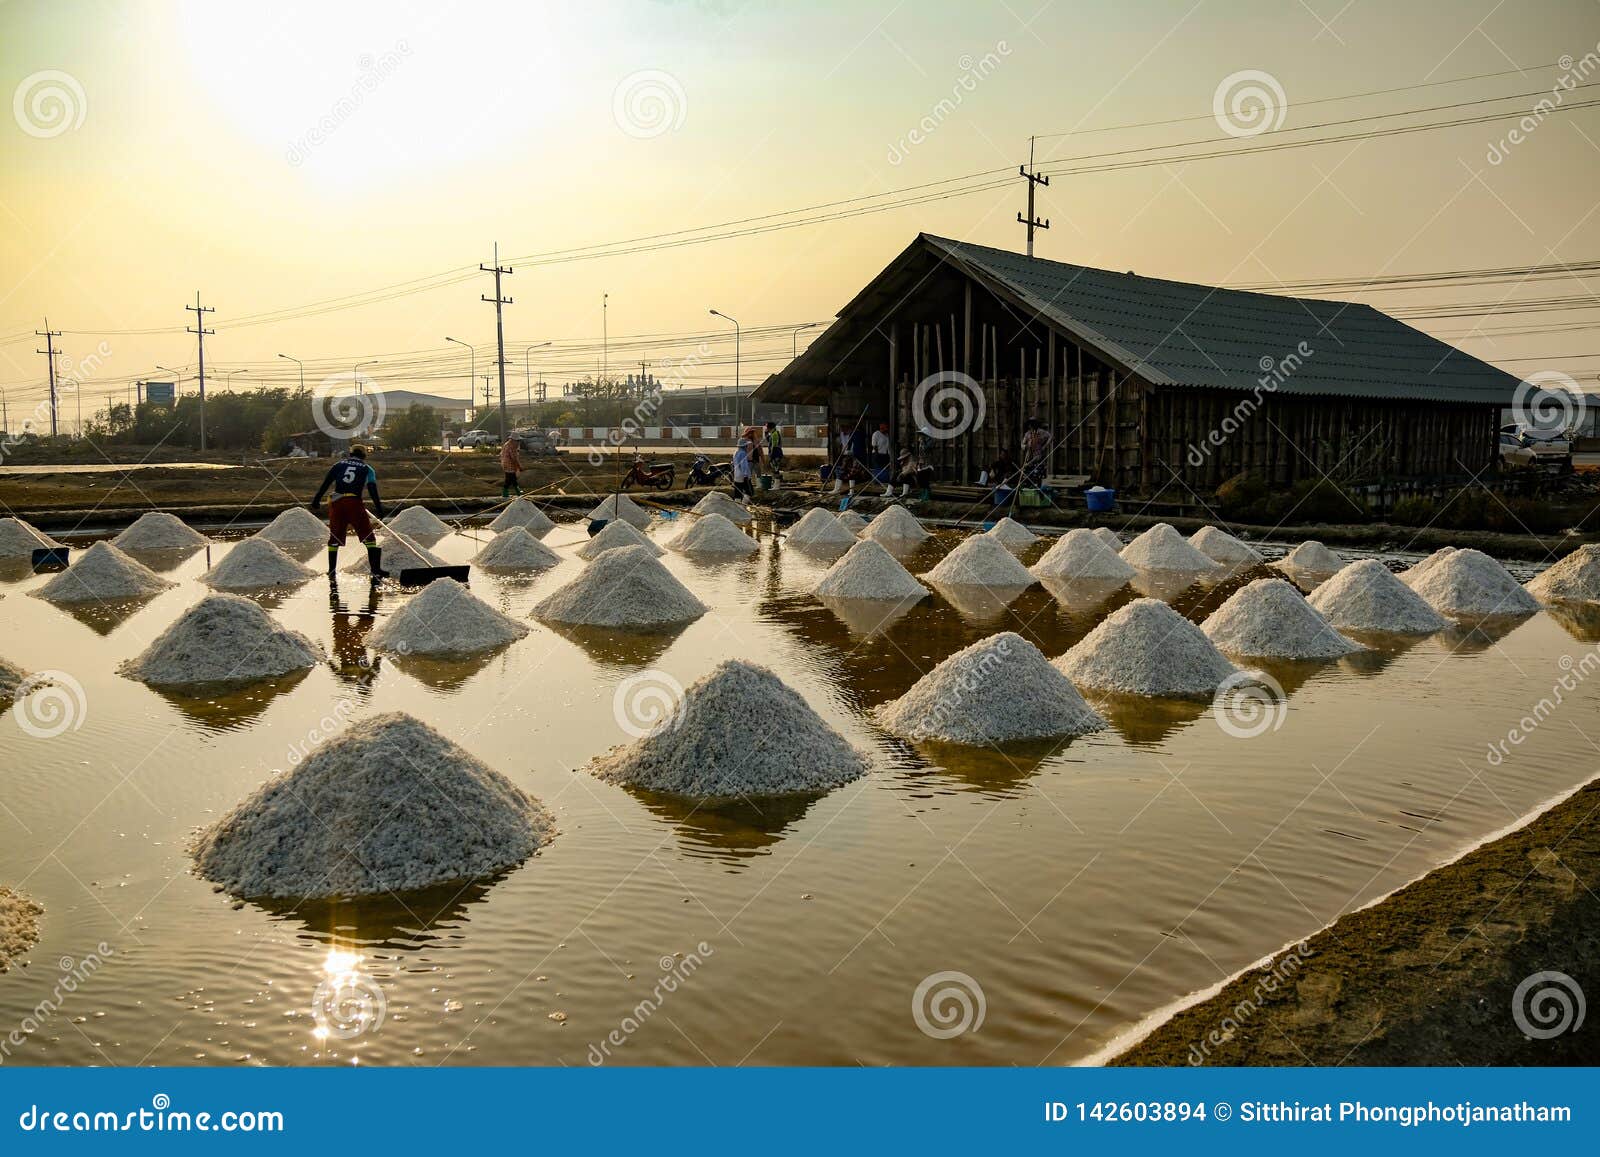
left=382, top=403, right=441, bottom=452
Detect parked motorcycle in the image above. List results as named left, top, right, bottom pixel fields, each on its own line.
left=686, top=454, right=732, bottom=488
left=619, top=453, right=675, bottom=490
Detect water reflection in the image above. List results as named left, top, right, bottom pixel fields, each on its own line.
left=622, top=785, right=823, bottom=864
left=328, top=583, right=383, bottom=690
left=1541, top=601, right=1600, bottom=644
left=151, top=669, right=313, bottom=730
left=538, top=622, right=686, bottom=669
left=389, top=648, right=516, bottom=692
left=894, top=735, right=1080, bottom=797
left=1090, top=693, right=1211, bottom=747
left=816, top=594, right=922, bottom=638
left=928, top=582, right=1031, bottom=624
left=256, top=880, right=498, bottom=949
left=120, top=544, right=205, bottom=573
left=43, top=594, right=164, bottom=636
left=1130, top=569, right=1213, bottom=602
left=1437, top=614, right=1534, bottom=654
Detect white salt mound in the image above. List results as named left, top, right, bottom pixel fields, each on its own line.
left=1526, top=544, right=1600, bottom=604
left=1190, top=525, right=1263, bottom=565
left=383, top=506, right=453, bottom=545
left=836, top=510, right=868, bottom=534
left=670, top=512, right=757, bottom=556
left=112, top=511, right=207, bottom=551
left=1120, top=523, right=1215, bottom=572
left=1092, top=527, right=1124, bottom=553
left=589, top=660, right=866, bottom=797
left=473, top=527, right=561, bottom=571
left=1202, top=577, right=1361, bottom=659
left=577, top=518, right=663, bottom=559
left=1401, top=547, right=1456, bottom=588
left=813, top=539, right=928, bottom=601
left=1056, top=597, right=1237, bottom=699
left=1307, top=559, right=1449, bottom=634
left=691, top=492, right=753, bottom=525
left=788, top=507, right=857, bottom=548
left=342, top=533, right=444, bottom=574
left=861, top=504, right=928, bottom=544
left=191, top=713, right=554, bottom=899
left=588, top=493, right=651, bottom=530
left=1032, top=528, right=1136, bottom=582
left=986, top=517, right=1038, bottom=552
left=254, top=506, right=329, bottom=545
left=121, top=593, right=320, bottom=686
left=923, top=531, right=1035, bottom=587
left=0, top=886, right=43, bottom=972
left=1408, top=548, right=1539, bottom=618
left=1277, top=540, right=1345, bottom=573
left=0, top=657, right=28, bottom=701
left=369, top=578, right=527, bottom=655
left=34, top=541, right=173, bottom=603
left=203, top=538, right=316, bottom=590
left=0, top=517, right=61, bottom=558
left=535, top=544, right=706, bottom=628
left=488, top=497, right=555, bottom=538
left=875, top=632, right=1105, bottom=744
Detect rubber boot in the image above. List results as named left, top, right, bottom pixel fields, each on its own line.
left=327, top=547, right=338, bottom=577
left=830, top=479, right=841, bottom=494
left=366, top=544, right=389, bottom=580
left=901, top=483, right=910, bottom=497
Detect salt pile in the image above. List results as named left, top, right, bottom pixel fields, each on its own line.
left=1031, top=528, right=1136, bottom=582
left=1526, top=545, right=1600, bottom=604
left=1408, top=547, right=1540, bottom=618
left=202, top=538, right=316, bottom=590
left=875, top=632, right=1105, bottom=744
left=370, top=578, right=528, bottom=655
left=860, top=504, right=929, bottom=545
left=986, top=516, right=1038, bottom=552
left=1306, top=559, right=1449, bottom=634
left=34, top=541, right=173, bottom=603
left=836, top=510, right=868, bottom=534
left=1277, top=540, right=1345, bottom=573
left=254, top=506, right=329, bottom=545
left=191, top=713, right=555, bottom=899
left=0, top=657, right=28, bottom=701
left=923, top=531, right=1035, bottom=587
left=1202, top=578, right=1361, bottom=659
left=577, top=518, right=662, bottom=559
left=121, top=593, right=319, bottom=686
left=342, top=532, right=444, bottom=574
left=112, top=511, right=207, bottom=551
left=1056, top=597, right=1237, bottom=699
left=0, top=886, right=43, bottom=972
left=0, top=517, right=61, bottom=558
left=473, top=527, right=561, bottom=572
left=1119, top=523, right=1215, bottom=572
left=813, top=539, right=928, bottom=601
left=1190, top=525, right=1262, bottom=565
left=535, top=544, right=706, bottom=628
left=383, top=506, right=453, bottom=545
left=670, top=512, right=757, bottom=557
left=787, top=507, right=858, bottom=548
left=588, top=493, right=651, bottom=530
left=588, top=660, right=866, bottom=797
left=1401, top=547, right=1456, bottom=588
left=691, top=491, right=753, bottom=525
left=489, top=497, right=555, bottom=538
left=1092, top=527, right=1124, bottom=553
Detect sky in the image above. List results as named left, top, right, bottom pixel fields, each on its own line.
left=2, top=0, right=1598, bottom=427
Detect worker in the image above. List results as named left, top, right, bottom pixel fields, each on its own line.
left=311, top=445, right=388, bottom=579
left=764, top=421, right=785, bottom=488
left=499, top=434, right=523, bottom=497
left=731, top=434, right=755, bottom=503
left=896, top=448, right=934, bottom=498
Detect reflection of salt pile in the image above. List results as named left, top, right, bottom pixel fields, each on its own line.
left=788, top=507, right=857, bottom=548
left=861, top=504, right=929, bottom=545
left=383, top=506, right=453, bottom=545
left=836, top=509, right=868, bottom=534
left=875, top=632, right=1104, bottom=744
left=1401, top=547, right=1455, bottom=588
left=0, top=657, right=29, bottom=701
left=254, top=506, right=328, bottom=545
left=1408, top=548, right=1540, bottom=617
left=1307, top=559, right=1448, bottom=634
left=1119, top=523, right=1215, bottom=572
left=589, top=660, right=866, bottom=797
left=691, top=492, right=753, bottom=525
left=813, top=539, right=927, bottom=601
left=191, top=712, right=555, bottom=899
left=535, top=544, right=706, bottom=628
left=1277, top=540, right=1345, bottom=573
left=0, top=517, right=61, bottom=558
left=473, top=527, right=561, bottom=571
left=489, top=498, right=555, bottom=538
left=1202, top=577, right=1361, bottom=659
left=370, top=578, right=528, bottom=655
left=112, top=511, right=207, bottom=551
left=34, top=541, right=173, bottom=603
left=577, top=518, right=662, bottom=559
left=342, top=533, right=444, bottom=574
left=1092, top=527, right=1123, bottom=553
left=986, top=517, right=1037, bottom=552
left=923, top=532, right=1035, bottom=587
left=670, top=512, right=757, bottom=556
left=1526, top=545, right=1600, bottom=604
left=1031, top=528, right=1136, bottom=581
left=1056, top=597, right=1236, bottom=699
left=588, top=493, right=651, bottom=530
left=0, top=886, right=43, bottom=972
left=203, top=538, right=316, bottom=590
left=1190, top=525, right=1262, bottom=565
left=121, top=593, right=319, bottom=686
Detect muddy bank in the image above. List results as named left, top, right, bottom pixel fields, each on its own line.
left=1111, top=779, right=1600, bottom=1065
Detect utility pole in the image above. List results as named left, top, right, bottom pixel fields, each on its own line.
left=601, top=293, right=609, bottom=394
left=482, top=375, right=493, bottom=415
left=480, top=243, right=513, bottom=437
left=638, top=361, right=651, bottom=399
left=1017, top=136, right=1049, bottom=257
left=34, top=320, right=61, bottom=436
left=185, top=293, right=215, bottom=450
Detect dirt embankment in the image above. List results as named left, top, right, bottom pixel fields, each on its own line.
left=1113, top=780, right=1600, bottom=1066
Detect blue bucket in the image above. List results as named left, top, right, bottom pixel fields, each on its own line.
left=1085, top=487, right=1116, bottom=513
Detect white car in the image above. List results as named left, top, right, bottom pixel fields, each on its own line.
left=1498, top=424, right=1573, bottom=472
left=455, top=430, right=498, bottom=449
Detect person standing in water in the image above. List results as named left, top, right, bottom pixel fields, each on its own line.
left=311, top=445, right=388, bottom=579
left=499, top=434, right=523, bottom=498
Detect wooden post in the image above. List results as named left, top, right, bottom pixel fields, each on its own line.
left=962, top=279, right=973, bottom=484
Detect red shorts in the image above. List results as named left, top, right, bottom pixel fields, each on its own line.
left=326, top=496, right=375, bottom=545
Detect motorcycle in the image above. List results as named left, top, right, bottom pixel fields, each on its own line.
left=686, top=454, right=732, bottom=488
left=619, top=453, right=675, bottom=491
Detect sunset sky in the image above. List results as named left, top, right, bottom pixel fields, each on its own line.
left=2, top=0, right=1597, bottom=425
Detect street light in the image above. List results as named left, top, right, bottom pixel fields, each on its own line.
left=445, top=337, right=474, bottom=421
left=354, top=360, right=377, bottom=395
left=277, top=353, right=305, bottom=394
left=792, top=322, right=819, bottom=360
left=710, top=308, right=741, bottom=427
left=226, top=368, right=249, bottom=388
left=156, top=365, right=184, bottom=398
left=524, top=341, right=551, bottom=411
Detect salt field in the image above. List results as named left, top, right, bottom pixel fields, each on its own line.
left=0, top=513, right=1592, bottom=1067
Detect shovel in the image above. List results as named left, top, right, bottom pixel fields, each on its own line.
left=370, top=517, right=470, bottom=586
left=30, top=546, right=69, bottom=570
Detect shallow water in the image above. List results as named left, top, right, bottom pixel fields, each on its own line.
left=0, top=519, right=1588, bottom=1067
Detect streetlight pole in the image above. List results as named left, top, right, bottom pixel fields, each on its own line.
left=601, top=294, right=609, bottom=394
left=445, top=337, right=474, bottom=422
left=524, top=341, right=551, bottom=414
left=354, top=360, right=376, bottom=395
left=710, top=309, right=740, bottom=427
left=277, top=353, right=304, bottom=394
left=157, top=365, right=184, bottom=398
left=226, top=368, right=249, bottom=388
left=792, top=322, right=818, bottom=360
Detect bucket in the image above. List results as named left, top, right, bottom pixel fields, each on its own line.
left=819, top=465, right=834, bottom=482
left=1085, top=487, right=1116, bottom=513
left=759, top=475, right=774, bottom=491
left=993, top=486, right=1014, bottom=507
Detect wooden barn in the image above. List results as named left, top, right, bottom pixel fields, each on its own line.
left=752, top=234, right=1523, bottom=495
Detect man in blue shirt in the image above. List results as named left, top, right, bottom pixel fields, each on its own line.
left=310, top=445, right=389, bottom=579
